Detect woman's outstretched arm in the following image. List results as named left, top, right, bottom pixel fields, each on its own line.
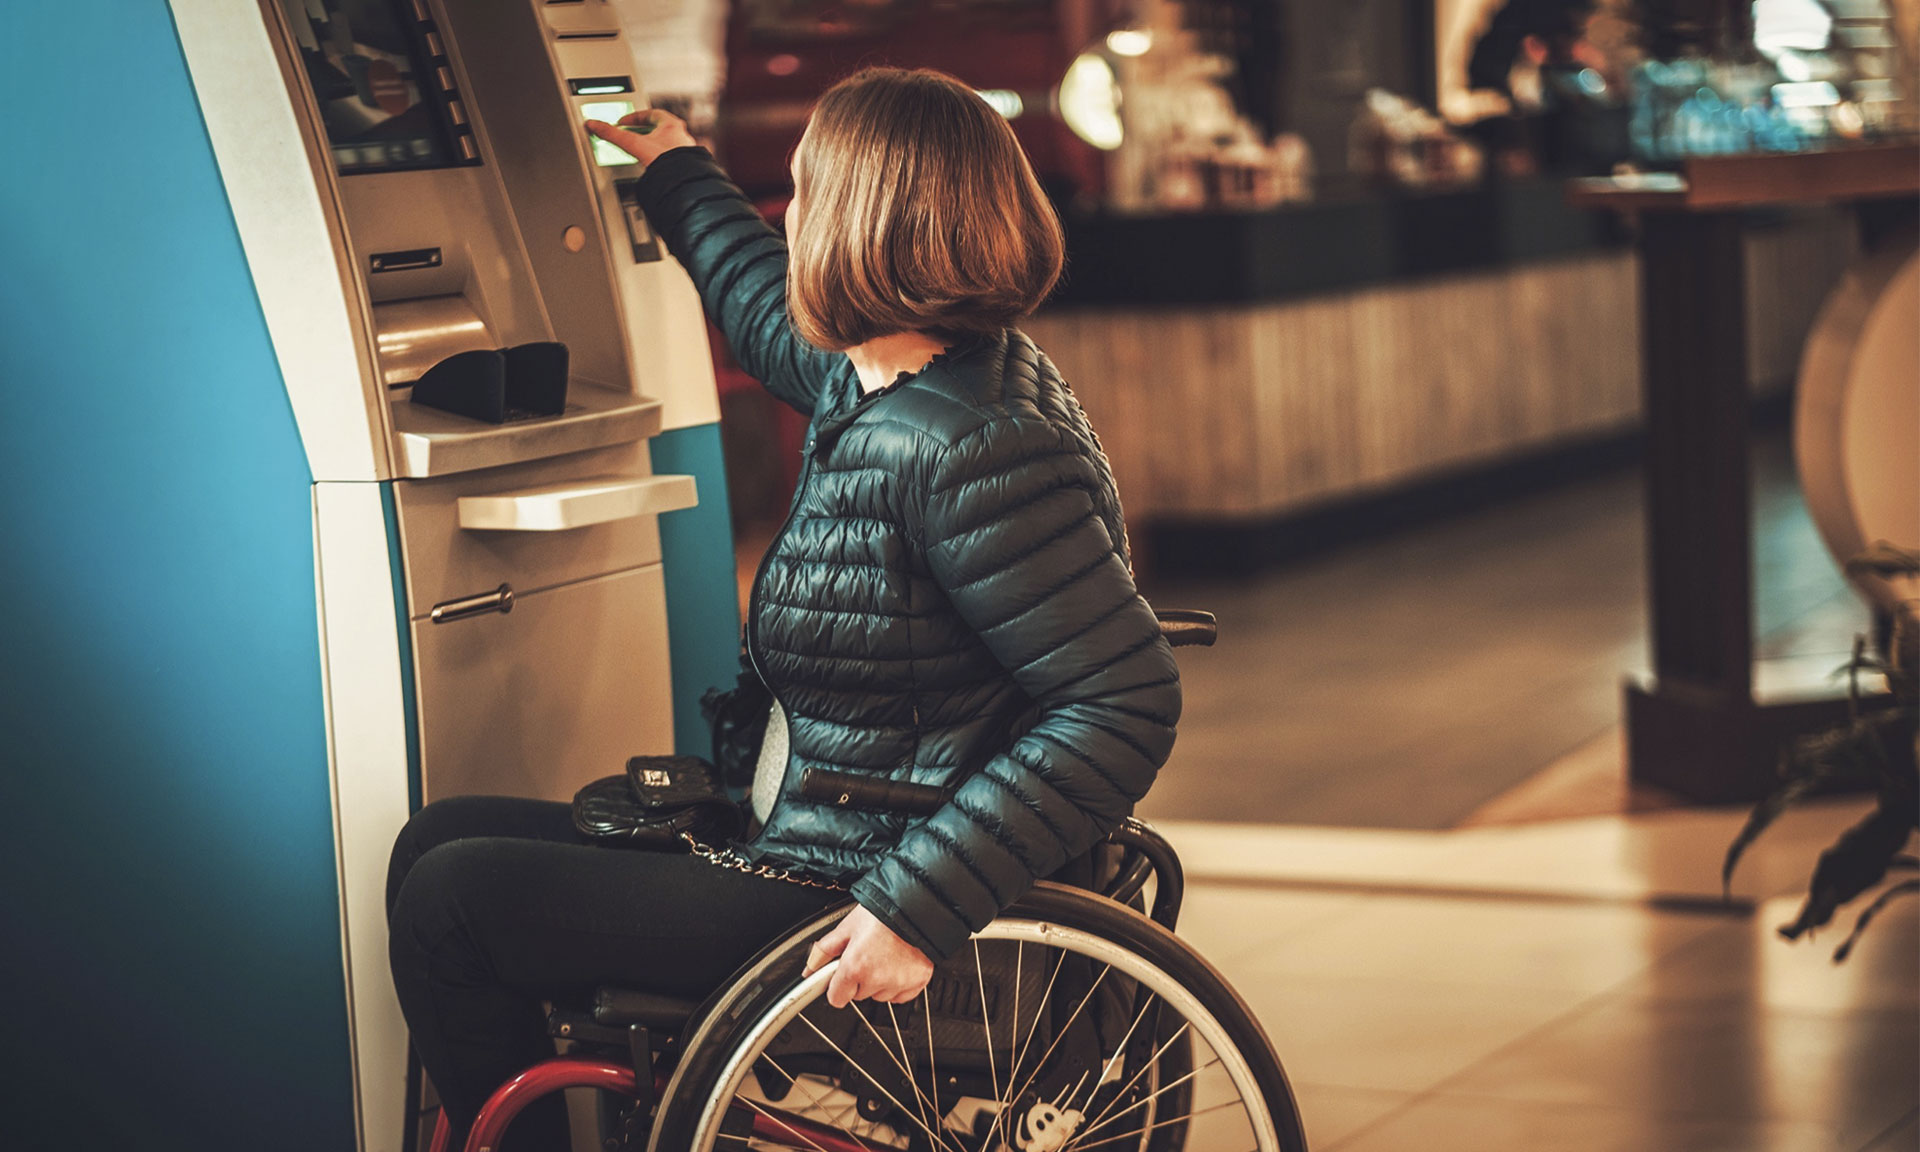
left=589, top=115, right=844, bottom=415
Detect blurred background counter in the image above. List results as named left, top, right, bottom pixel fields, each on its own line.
left=694, top=0, right=1912, bottom=579
left=652, top=0, right=1917, bottom=825
left=1026, top=195, right=1855, bottom=570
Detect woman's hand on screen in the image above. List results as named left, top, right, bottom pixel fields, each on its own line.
left=583, top=109, right=696, bottom=167
left=805, top=904, right=934, bottom=1008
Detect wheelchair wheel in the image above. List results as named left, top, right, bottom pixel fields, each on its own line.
left=647, top=882, right=1308, bottom=1152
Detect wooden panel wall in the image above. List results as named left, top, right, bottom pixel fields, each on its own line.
left=1026, top=211, right=1854, bottom=523
left=1026, top=251, right=1641, bottom=520
left=1745, top=209, right=1859, bottom=394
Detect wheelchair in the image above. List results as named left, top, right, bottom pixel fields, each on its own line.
left=428, top=611, right=1311, bottom=1152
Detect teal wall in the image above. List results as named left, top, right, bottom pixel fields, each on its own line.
left=652, top=423, right=745, bottom=758
left=0, top=5, right=355, bottom=1149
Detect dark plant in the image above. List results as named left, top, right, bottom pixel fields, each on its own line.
left=1723, top=544, right=1919, bottom=962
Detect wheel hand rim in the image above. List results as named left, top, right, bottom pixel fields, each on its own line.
left=686, top=919, right=1281, bottom=1152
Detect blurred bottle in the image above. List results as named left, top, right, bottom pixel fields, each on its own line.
left=1349, top=88, right=1486, bottom=190
left=1097, top=0, right=1313, bottom=213
left=1625, top=0, right=1914, bottom=166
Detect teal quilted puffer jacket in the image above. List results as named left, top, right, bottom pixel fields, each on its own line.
left=635, top=149, right=1181, bottom=961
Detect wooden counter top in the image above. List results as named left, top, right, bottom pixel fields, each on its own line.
left=1052, top=177, right=1626, bottom=307
left=1566, top=142, right=1920, bottom=212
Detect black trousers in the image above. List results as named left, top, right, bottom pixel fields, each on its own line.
left=385, top=795, right=841, bottom=1151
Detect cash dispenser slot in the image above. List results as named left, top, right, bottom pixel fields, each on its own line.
left=373, top=296, right=496, bottom=388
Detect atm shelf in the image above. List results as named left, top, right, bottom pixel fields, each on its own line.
left=390, top=384, right=664, bottom=478
left=456, top=473, right=697, bottom=531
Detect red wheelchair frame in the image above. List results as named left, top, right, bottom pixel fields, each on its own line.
left=426, top=1048, right=909, bottom=1152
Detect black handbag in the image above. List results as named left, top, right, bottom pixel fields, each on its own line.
left=700, top=652, right=773, bottom=789
left=572, top=754, right=745, bottom=850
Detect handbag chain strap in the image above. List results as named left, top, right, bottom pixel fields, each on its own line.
left=681, top=832, right=845, bottom=891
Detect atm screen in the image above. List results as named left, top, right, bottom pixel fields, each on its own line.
left=279, top=0, right=465, bottom=175
left=580, top=101, right=642, bottom=168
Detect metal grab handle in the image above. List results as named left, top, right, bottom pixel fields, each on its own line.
left=457, top=474, right=698, bottom=532
left=430, top=583, right=515, bottom=624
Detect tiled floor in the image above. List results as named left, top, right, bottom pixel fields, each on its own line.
left=1164, top=801, right=1920, bottom=1151
left=1133, top=434, right=1875, bottom=830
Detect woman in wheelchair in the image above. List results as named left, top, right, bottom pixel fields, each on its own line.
left=387, top=68, right=1304, bottom=1152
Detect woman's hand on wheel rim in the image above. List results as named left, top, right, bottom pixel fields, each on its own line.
left=583, top=109, right=696, bottom=167
left=804, top=904, right=934, bottom=1008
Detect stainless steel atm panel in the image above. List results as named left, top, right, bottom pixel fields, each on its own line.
left=173, top=1, right=720, bottom=1146
left=266, top=0, right=695, bottom=800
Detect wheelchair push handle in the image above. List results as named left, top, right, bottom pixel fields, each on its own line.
left=801, top=768, right=947, bottom=817
left=1154, top=608, right=1217, bottom=648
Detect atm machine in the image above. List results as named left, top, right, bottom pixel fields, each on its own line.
left=162, top=1, right=733, bottom=1146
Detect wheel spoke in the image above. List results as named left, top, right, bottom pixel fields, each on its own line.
left=979, top=945, right=1069, bottom=1151
left=1066, top=1096, right=1249, bottom=1152
left=974, top=940, right=1003, bottom=1113
left=985, top=962, right=1113, bottom=1152
left=826, top=1096, right=860, bottom=1135
left=794, top=1009, right=958, bottom=1152
left=1072, top=1019, right=1193, bottom=1142
left=922, top=993, right=943, bottom=1139
left=872, top=1003, right=936, bottom=1136
left=853, top=1002, right=959, bottom=1152
left=1073, top=1053, right=1220, bottom=1146
left=910, top=995, right=974, bottom=1147
left=1064, top=986, right=1160, bottom=1120
left=749, top=1052, right=886, bottom=1152
left=757, top=1070, right=912, bottom=1151
left=1011, top=941, right=1023, bottom=1103
left=736, top=1093, right=837, bottom=1152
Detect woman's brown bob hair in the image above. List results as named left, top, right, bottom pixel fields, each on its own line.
left=788, top=68, right=1065, bottom=351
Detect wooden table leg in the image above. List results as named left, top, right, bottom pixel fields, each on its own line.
left=1624, top=210, right=1889, bottom=801
left=1627, top=209, right=1764, bottom=801
left=1637, top=211, right=1753, bottom=696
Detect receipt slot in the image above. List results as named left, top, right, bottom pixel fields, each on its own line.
left=166, top=0, right=731, bottom=1147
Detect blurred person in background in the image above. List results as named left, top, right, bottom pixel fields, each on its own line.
left=1456, top=0, right=1635, bottom=173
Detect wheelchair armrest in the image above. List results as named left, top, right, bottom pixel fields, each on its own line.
left=593, top=987, right=700, bottom=1030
